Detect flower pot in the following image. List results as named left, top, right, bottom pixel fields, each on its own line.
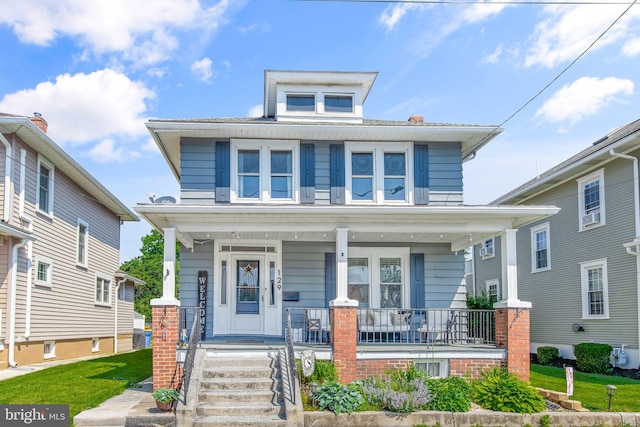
left=155, top=400, right=174, bottom=412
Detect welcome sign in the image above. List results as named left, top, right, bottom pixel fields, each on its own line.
left=198, top=271, right=207, bottom=340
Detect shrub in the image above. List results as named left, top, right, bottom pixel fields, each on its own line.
left=472, top=368, right=546, bottom=413
left=426, top=376, right=472, bottom=412
left=315, top=381, right=365, bottom=414
left=536, top=346, right=560, bottom=365
left=574, top=343, right=613, bottom=374
left=466, top=290, right=497, bottom=309
left=361, top=375, right=433, bottom=413
left=297, top=359, right=337, bottom=388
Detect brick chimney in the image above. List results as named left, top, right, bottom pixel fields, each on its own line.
left=408, top=115, right=424, bottom=123
left=29, top=112, right=48, bottom=134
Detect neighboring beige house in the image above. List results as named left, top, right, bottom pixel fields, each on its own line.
left=0, top=112, right=142, bottom=369
left=471, top=118, right=640, bottom=369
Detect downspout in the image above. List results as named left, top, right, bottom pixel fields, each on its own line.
left=610, top=149, right=640, bottom=368
left=8, top=238, right=28, bottom=367
left=114, top=278, right=126, bottom=354
left=0, top=132, right=13, bottom=223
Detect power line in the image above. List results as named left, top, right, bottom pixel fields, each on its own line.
left=292, top=0, right=636, bottom=5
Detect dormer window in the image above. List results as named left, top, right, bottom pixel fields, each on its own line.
left=325, top=95, right=353, bottom=113
left=286, top=94, right=315, bottom=112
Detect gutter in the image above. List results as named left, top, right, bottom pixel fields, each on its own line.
left=611, top=149, right=640, bottom=368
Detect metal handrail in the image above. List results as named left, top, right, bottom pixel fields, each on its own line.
left=180, top=307, right=201, bottom=402
left=285, top=309, right=298, bottom=405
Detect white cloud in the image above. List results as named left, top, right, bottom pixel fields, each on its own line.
left=191, top=58, right=213, bottom=83
left=0, top=68, right=155, bottom=146
left=0, top=0, right=239, bottom=66
left=482, top=46, right=504, bottom=64
left=535, top=76, right=634, bottom=129
left=623, top=36, right=640, bottom=56
left=525, top=2, right=640, bottom=68
left=247, top=104, right=263, bottom=117
left=88, top=138, right=140, bottom=163
left=379, top=3, right=421, bottom=31
left=141, top=138, right=160, bottom=153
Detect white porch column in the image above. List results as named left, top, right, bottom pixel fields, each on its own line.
left=151, top=227, right=179, bottom=305
left=495, top=228, right=531, bottom=309
left=331, top=227, right=358, bottom=307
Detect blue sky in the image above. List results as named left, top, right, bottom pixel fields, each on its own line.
left=1, top=0, right=639, bottom=262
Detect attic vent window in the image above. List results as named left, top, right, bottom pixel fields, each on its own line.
left=286, top=94, right=315, bottom=112
left=325, top=95, right=353, bottom=113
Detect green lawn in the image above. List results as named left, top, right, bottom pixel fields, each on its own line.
left=530, top=364, right=640, bottom=412
left=0, top=348, right=152, bottom=422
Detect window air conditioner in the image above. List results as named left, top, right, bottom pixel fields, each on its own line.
left=583, top=211, right=601, bottom=226
left=480, top=247, right=494, bottom=257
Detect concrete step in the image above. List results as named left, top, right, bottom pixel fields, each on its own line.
left=200, top=376, right=276, bottom=391
left=203, top=365, right=279, bottom=379
left=196, top=401, right=284, bottom=418
left=205, top=356, right=278, bottom=369
left=198, top=389, right=281, bottom=403
left=193, top=415, right=287, bottom=427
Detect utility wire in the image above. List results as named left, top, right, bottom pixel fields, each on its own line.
left=293, top=0, right=636, bottom=4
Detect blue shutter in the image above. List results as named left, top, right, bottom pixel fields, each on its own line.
left=414, top=144, right=429, bottom=205
left=325, top=253, right=337, bottom=307
left=410, top=254, right=425, bottom=308
left=300, top=143, right=315, bottom=204
left=330, top=144, right=345, bottom=204
left=215, top=141, right=230, bottom=203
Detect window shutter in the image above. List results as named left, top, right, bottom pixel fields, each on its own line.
left=325, top=253, right=337, bottom=307
left=300, top=143, right=315, bottom=204
left=414, top=144, right=429, bottom=205
left=215, top=141, right=230, bottom=203
left=330, top=144, right=345, bottom=204
left=410, top=254, right=425, bottom=308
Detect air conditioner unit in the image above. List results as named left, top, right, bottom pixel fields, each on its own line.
left=583, top=211, right=601, bottom=226
left=480, top=247, right=494, bottom=257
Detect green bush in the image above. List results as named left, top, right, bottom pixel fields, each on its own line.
left=466, top=290, right=497, bottom=309
left=536, top=346, right=560, bottom=365
left=426, top=376, right=472, bottom=412
left=297, top=359, right=338, bottom=387
left=314, top=381, right=365, bottom=414
left=574, top=343, right=613, bottom=374
left=472, top=368, right=546, bottom=413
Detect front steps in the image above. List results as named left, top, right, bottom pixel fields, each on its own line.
left=192, top=352, right=287, bottom=427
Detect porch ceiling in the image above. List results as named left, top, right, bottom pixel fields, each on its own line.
left=134, top=204, right=559, bottom=251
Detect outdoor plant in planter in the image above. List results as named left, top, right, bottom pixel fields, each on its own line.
left=152, top=387, right=180, bottom=411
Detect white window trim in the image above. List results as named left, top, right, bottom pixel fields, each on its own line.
left=95, top=272, right=112, bottom=307
left=485, top=278, right=500, bottom=300
left=34, top=255, right=53, bottom=287
left=230, top=139, right=300, bottom=203
left=36, top=155, right=55, bottom=216
left=480, top=238, right=495, bottom=260
left=577, top=169, right=605, bottom=231
left=348, top=247, right=410, bottom=308
left=92, top=337, right=100, bottom=352
left=77, top=219, right=89, bottom=268
left=415, top=359, right=449, bottom=378
left=276, top=84, right=363, bottom=121
left=580, top=258, right=609, bottom=319
left=345, top=142, right=414, bottom=205
left=44, top=340, right=56, bottom=359
left=531, top=222, right=551, bottom=273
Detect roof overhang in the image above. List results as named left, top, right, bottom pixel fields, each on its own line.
left=146, top=120, right=502, bottom=182
left=134, top=204, right=559, bottom=252
left=0, top=221, right=35, bottom=241
left=115, top=270, right=146, bottom=286
left=0, top=117, right=138, bottom=222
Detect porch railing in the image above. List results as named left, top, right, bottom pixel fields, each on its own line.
left=286, top=307, right=494, bottom=345
left=285, top=310, right=298, bottom=405
left=179, top=307, right=200, bottom=403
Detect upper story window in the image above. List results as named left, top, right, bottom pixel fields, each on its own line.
left=578, top=169, right=605, bottom=230
left=231, top=140, right=299, bottom=203
left=346, top=142, right=412, bottom=204
left=580, top=259, right=609, bottom=319
left=286, top=94, right=315, bottom=112
left=480, top=239, right=495, bottom=259
left=324, top=95, right=353, bottom=113
left=531, top=222, right=550, bottom=272
left=36, top=155, right=54, bottom=216
left=77, top=219, right=89, bottom=267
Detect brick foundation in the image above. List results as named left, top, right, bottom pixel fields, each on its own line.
left=495, top=307, right=530, bottom=381
left=449, top=358, right=503, bottom=379
left=152, top=305, right=180, bottom=390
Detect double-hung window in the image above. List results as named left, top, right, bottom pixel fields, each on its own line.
left=95, top=273, right=111, bottom=306
left=77, top=219, right=89, bottom=267
left=36, top=156, right=54, bottom=215
left=578, top=169, right=605, bottom=230
left=34, top=255, right=53, bottom=287
left=346, top=143, right=412, bottom=204
left=531, top=223, right=550, bottom=272
left=232, top=140, right=298, bottom=202
left=485, top=279, right=500, bottom=300
left=580, top=259, right=609, bottom=319
left=347, top=248, right=409, bottom=308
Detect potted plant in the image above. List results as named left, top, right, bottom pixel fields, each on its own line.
left=152, top=387, right=180, bottom=411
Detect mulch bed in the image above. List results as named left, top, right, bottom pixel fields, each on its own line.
left=530, top=354, right=640, bottom=380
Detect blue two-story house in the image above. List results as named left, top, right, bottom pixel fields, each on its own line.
left=135, top=70, right=557, bottom=349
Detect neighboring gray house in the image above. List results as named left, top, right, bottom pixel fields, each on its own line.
left=471, top=118, right=640, bottom=369
left=0, top=113, right=141, bottom=369
left=135, top=70, right=556, bottom=346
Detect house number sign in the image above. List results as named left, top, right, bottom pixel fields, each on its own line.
left=198, top=271, right=207, bottom=340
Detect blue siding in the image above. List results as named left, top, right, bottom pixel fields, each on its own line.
left=428, top=143, right=462, bottom=194
left=180, top=138, right=215, bottom=204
